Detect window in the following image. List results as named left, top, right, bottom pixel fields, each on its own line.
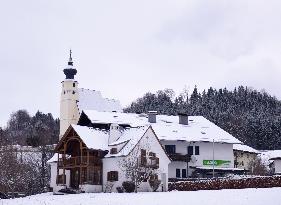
left=195, top=146, right=200, bottom=155
left=149, top=152, right=156, bottom=157
left=165, top=145, right=176, bottom=154
left=73, top=83, right=75, bottom=87
left=110, top=148, right=117, bottom=154
left=187, top=146, right=193, bottom=155
left=182, top=169, right=187, bottom=178
left=176, top=169, right=181, bottom=178
left=107, top=171, right=118, bottom=182
left=140, top=149, right=147, bottom=166
left=140, top=155, right=147, bottom=166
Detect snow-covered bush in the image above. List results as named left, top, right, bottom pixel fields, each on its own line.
left=149, top=179, right=161, bottom=192
left=122, top=181, right=135, bottom=193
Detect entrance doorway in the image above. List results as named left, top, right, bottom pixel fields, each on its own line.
left=70, top=168, right=80, bottom=189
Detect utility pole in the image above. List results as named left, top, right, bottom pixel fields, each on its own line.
left=212, top=139, right=215, bottom=178
left=186, top=146, right=189, bottom=178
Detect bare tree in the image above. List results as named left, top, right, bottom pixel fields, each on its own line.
left=248, top=157, right=269, bottom=176
left=0, top=145, right=49, bottom=196
left=118, top=143, right=160, bottom=192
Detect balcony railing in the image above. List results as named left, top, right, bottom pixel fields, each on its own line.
left=140, top=156, right=159, bottom=169
left=168, top=153, right=191, bottom=162
left=58, top=156, right=102, bottom=168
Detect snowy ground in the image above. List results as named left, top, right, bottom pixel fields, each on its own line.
left=2, top=188, right=281, bottom=205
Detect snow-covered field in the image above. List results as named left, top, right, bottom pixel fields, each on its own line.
left=2, top=188, right=281, bottom=205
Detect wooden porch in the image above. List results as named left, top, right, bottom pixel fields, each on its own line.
left=55, top=126, right=107, bottom=189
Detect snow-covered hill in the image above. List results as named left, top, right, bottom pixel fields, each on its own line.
left=2, top=187, right=281, bottom=205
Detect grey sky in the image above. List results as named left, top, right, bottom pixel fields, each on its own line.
left=1, top=0, right=281, bottom=127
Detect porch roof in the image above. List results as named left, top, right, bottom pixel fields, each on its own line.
left=71, top=124, right=109, bottom=151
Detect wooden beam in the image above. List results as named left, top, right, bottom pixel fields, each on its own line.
left=87, top=150, right=90, bottom=183
left=80, top=141, right=83, bottom=185
left=56, top=153, right=59, bottom=185
left=63, top=143, right=66, bottom=185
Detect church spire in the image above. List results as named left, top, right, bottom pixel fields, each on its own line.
left=63, top=50, right=77, bottom=79
left=68, top=49, right=73, bottom=66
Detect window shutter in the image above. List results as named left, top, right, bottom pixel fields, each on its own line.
left=114, top=171, right=118, bottom=181
left=107, top=172, right=111, bottom=181
left=141, top=149, right=146, bottom=156
left=156, top=157, right=159, bottom=165
left=141, top=156, right=147, bottom=166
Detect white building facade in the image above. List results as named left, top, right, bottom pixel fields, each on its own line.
left=233, top=144, right=260, bottom=172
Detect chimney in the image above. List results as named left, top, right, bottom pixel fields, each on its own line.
left=109, top=123, right=122, bottom=144
left=178, top=113, right=188, bottom=125
left=148, top=111, right=157, bottom=123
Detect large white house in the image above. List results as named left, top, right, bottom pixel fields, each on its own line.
left=78, top=109, right=243, bottom=179
left=48, top=52, right=243, bottom=193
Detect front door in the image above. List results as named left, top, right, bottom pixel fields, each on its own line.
left=70, top=168, right=80, bottom=189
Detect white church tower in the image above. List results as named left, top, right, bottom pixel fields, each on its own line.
left=59, top=50, right=80, bottom=139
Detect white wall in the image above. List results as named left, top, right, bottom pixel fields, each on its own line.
left=161, top=140, right=234, bottom=178
left=49, top=162, right=70, bottom=191
left=273, top=160, right=281, bottom=174
left=103, top=128, right=170, bottom=192
left=234, top=150, right=258, bottom=171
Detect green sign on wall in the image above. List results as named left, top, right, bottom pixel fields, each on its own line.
left=203, top=160, right=231, bottom=166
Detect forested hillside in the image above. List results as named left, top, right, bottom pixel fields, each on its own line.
left=124, top=86, right=281, bottom=150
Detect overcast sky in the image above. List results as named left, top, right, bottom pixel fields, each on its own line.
left=1, top=0, right=281, bottom=127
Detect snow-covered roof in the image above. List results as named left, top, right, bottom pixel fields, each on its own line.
left=260, top=150, right=281, bottom=161
left=54, top=124, right=151, bottom=158
left=47, top=153, right=59, bottom=163
left=106, top=126, right=150, bottom=157
left=81, top=110, right=241, bottom=144
left=77, top=88, right=122, bottom=113
left=233, top=144, right=260, bottom=154
left=72, top=124, right=109, bottom=151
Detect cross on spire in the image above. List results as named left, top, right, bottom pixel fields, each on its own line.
left=68, top=49, right=73, bottom=66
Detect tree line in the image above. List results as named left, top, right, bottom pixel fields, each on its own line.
left=124, top=86, right=281, bottom=150
left=0, top=110, right=59, bottom=196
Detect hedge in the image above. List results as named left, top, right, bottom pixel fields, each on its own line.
left=168, top=176, right=281, bottom=191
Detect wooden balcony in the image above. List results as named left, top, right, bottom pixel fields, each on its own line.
left=58, top=156, right=102, bottom=168
left=168, top=153, right=190, bottom=162
left=140, top=156, right=159, bottom=169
